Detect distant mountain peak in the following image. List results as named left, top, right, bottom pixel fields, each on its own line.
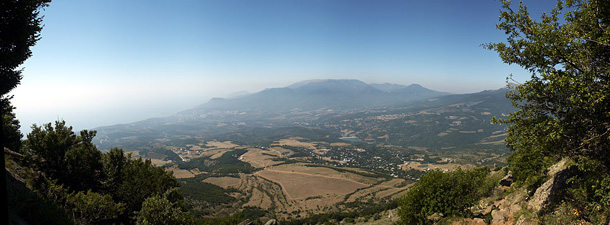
left=287, top=79, right=365, bottom=89
left=193, top=79, right=448, bottom=112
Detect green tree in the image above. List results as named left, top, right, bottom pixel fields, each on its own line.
left=485, top=0, right=610, bottom=181
left=397, top=168, right=489, bottom=225
left=23, top=121, right=104, bottom=191
left=64, top=131, right=104, bottom=191
left=0, top=0, right=50, bottom=102
left=2, top=2, right=50, bottom=222
left=135, top=189, right=193, bottom=225
left=114, top=156, right=179, bottom=216
left=66, top=190, right=125, bottom=225
left=24, top=121, right=78, bottom=183
left=2, top=102, right=22, bottom=151
left=101, top=148, right=129, bottom=196
left=486, top=0, right=610, bottom=222
left=13, top=119, right=185, bottom=224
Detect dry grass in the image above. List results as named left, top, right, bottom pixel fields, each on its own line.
left=376, top=186, right=410, bottom=199
left=239, top=148, right=285, bottom=168
left=186, top=144, right=206, bottom=151
left=149, top=159, right=171, bottom=166
left=167, top=167, right=195, bottom=179
left=209, top=149, right=233, bottom=159
left=273, top=137, right=318, bottom=149
left=256, top=165, right=369, bottom=200
left=479, top=140, right=505, bottom=145
left=459, top=130, right=477, bottom=134
left=203, top=177, right=242, bottom=189
left=408, top=146, right=428, bottom=151
left=487, top=133, right=507, bottom=139
left=268, top=146, right=293, bottom=156
left=128, top=151, right=171, bottom=166
left=346, top=179, right=412, bottom=202
left=206, top=141, right=239, bottom=149
left=330, top=142, right=351, bottom=147
left=193, top=161, right=413, bottom=218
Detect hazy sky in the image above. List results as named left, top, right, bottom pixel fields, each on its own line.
left=11, top=0, right=556, bottom=133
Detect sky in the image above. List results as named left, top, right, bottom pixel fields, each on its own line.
left=11, top=0, right=557, bottom=134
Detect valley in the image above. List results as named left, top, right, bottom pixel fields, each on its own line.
left=92, top=80, right=514, bottom=220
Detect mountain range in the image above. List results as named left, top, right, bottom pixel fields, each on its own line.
left=190, top=79, right=448, bottom=112
left=93, top=79, right=510, bottom=151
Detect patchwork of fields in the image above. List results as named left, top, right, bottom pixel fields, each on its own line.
left=150, top=139, right=417, bottom=218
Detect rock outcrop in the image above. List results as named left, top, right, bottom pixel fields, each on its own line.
left=528, top=159, right=576, bottom=212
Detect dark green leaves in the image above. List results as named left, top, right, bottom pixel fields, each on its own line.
left=487, top=0, right=610, bottom=221
left=486, top=0, right=610, bottom=181
left=397, top=168, right=490, bottom=225
left=0, top=0, right=51, bottom=101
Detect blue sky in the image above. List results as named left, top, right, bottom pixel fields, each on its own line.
left=11, top=0, right=556, bottom=133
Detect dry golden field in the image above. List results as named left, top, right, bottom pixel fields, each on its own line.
left=167, top=166, right=195, bottom=179
left=256, top=167, right=368, bottom=200
left=238, top=147, right=289, bottom=168
left=272, top=137, right=319, bottom=149
left=206, top=141, right=239, bottom=149
left=200, top=161, right=412, bottom=218
left=345, top=178, right=411, bottom=203
left=203, top=176, right=242, bottom=189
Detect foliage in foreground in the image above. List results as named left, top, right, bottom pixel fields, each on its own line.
left=0, top=0, right=51, bottom=105
left=397, top=168, right=494, bottom=225
left=135, top=188, right=194, bottom=225
left=485, top=0, right=610, bottom=222
left=8, top=120, right=191, bottom=224
left=486, top=0, right=610, bottom=182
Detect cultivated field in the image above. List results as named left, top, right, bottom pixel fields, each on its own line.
left=239, top=147, right=292, bottom=168
left=167, top=166, right=195, bottom=178
left=256, top=166, right=368, bottom=200
left=203, top=176, right=242, bottom=189
left=199, top=161, right=411, bottom=218
left=206, top=141, right=239, bottom=149
left=272, top=137, right=319, bottom=149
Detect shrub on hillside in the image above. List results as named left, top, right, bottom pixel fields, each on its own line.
left=397, top=168, right=490, bottom=225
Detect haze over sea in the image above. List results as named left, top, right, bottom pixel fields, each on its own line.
left=11, top=0, right=556, bottom=134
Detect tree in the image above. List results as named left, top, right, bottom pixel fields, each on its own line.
left=485, top=0, right=610, bottom=181
left=23, top=121, right=104, bottom=192
left=101, top=148, right=129, bottom=196
left=66, top=190, right=125, bottom=225
left=2, top=102, right=22, bottom=151
left=486, top=0, right=610, bottom=221
left=116, top=157, right=179, bottom=215
left=64, top=131, right=104, bottom=192
left=397, top=168, right=489, bottom=225
left=2, top=2, right=50, bottom=221
left=22, top=121, right=182, bottom=223
left=24, top=121, right=79, bottom=182
left=0, top=0, right=51, bottom=103
left=135, top=188, right=194, bottom=225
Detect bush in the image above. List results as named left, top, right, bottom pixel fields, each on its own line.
left=397, top=168, right=490, bottom=225
left=136, top=194, right=194, bottom=225
left=559, top=156, right=610, bottom=224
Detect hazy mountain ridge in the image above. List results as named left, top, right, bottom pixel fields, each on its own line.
left=93, top=80, right=509, bottom=154
left=191, top=79, right=448, bottom=112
